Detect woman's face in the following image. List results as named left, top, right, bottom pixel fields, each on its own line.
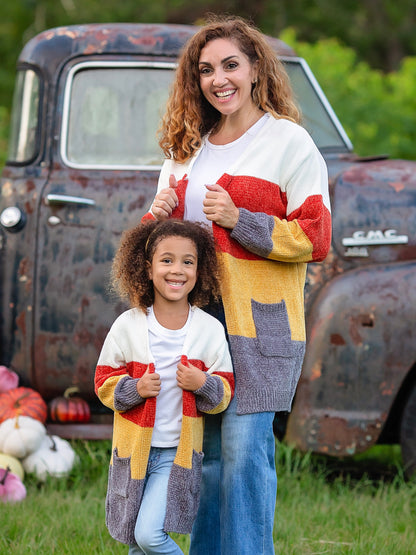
left=198, top=38, right=258, bottom=118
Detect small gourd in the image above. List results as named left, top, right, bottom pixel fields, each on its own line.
left=0, top=415, right=46, bottom=459
left=0, top=466, right=26, bottom=502
left=48, top=387, right=90, bottom=423
left=0, top=366, right=19, bottom=393
left=0, top=386, right=47, bottom=424
left=23, top=434, right=77, bottom=481
left=0, top=452, right=24, bottom=480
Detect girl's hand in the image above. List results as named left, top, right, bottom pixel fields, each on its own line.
left=151, top=174, right=179, bottom=220
left=137, top=366, right=161, bottom=398
left=203, top=183, right=240, bottom=229
left=176, top=361, right=207, bottom=392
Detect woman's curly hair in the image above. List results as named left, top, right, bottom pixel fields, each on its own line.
left=112, top=219, right=221, bottom=311
left=159, top=14, right=300, bottom=163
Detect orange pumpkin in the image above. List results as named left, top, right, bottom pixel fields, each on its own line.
left=48, top=387, right=91, bottom=423
left=0, top=387, right=47, bottom=424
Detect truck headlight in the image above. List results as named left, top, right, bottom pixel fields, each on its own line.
left=0, top=206, right=26, bottom=232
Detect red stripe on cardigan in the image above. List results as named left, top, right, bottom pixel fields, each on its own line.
left=95, top=365, right=127, bottom=393
left=121, top=396, right=156, bottom=428
left=289, top=197, right=332, bottom=262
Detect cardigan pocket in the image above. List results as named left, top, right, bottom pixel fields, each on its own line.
left=252, top=299, right=297, bottom=357
left=164, top=450, right=204, bottom=534
left=110, top=447, right=131, bottom=498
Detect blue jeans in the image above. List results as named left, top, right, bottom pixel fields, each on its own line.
left=128, top=447, right=183, bottom=555
left=189, top=396, right=277, bottom=555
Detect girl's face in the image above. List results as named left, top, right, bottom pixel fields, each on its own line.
left=147, top=236, right=198, bottom=308
left=198, top=38, right=258, bottom=119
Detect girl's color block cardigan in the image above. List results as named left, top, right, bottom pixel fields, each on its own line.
left=95, top=307, right=234, bottom=544
left=144, top=116, right=331, bottom=415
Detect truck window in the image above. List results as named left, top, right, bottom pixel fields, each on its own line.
left=284, top=58, right=352, bottom=152
left=61, top=62, right=174, bottom=169
left=7, top=69, right=40, bottom=163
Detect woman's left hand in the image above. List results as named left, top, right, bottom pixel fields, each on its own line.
left=203, top=184, right=239, bottom=229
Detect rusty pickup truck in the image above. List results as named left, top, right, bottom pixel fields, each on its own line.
left=1, top=23, right=415, bottom=474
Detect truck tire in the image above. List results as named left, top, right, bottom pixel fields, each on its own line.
left=400, top=385, right=416, bottom=477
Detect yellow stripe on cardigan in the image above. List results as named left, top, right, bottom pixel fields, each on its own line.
left=203, top=378, right=232, bottom=415
left=111, top=413, right=153, bottom=480
left=218, top=253, right=307, bottom=341
left=97, top=375, right=125, bottom=411
left=174, top=415, right=204, bottom=469
left=270, top=219, right=314, bottom=263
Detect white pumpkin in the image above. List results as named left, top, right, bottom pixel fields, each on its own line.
left=0, top=416, right=46, bottom=459
left=23, top=434, right=77, bottom=481
left=0, top=452, right=24, bottom=480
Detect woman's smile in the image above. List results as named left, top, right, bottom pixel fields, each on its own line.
left=199, top=38, right=258, bottom=118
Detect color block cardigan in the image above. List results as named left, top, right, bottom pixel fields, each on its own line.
left=144, top=116, right=331, bottom=415
left=95, top=306, right=234, bottom=544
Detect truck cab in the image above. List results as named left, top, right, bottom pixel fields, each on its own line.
left=1, top=23, right=415, bottom=473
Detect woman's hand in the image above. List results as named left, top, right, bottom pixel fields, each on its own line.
left=176, top=361, right=207, bottom=392
left=137, top=366, right=161, bottom=398
left=203, top=183, right=239, bottom=229
left=151, top=174, right=179, bottom=220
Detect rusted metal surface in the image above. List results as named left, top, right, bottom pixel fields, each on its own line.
left=18, top=22, right=295, bottom=77
left=1, top=23, right=416, bottom=456
left=290, top=261, right=416, bottom=456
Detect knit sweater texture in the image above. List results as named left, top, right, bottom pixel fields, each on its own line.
left=144, top=116, right=331, bottom=415
left=95, top=307, right=234, bottom=544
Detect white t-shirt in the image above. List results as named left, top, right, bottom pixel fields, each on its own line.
left=184, top=113, right=270, bottom=223
left=147, top=306, right=192, bottom=447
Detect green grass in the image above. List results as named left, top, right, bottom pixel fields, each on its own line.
left=1, top=441, right=415, bottom=554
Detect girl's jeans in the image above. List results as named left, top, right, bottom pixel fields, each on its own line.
left=189, top=395, right=277, bottom=555
left=128, top=447, right=183, bottom=555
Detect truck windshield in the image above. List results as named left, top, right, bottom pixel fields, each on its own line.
left=61, top=58, right=351, bottom=170
left=283, top=58, right=352, bottom=152
left=62, top=62, right=173, bottom=169
left=7, top=69, right=40, bottom=163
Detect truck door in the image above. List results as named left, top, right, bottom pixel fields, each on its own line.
left=33, top=61, right=175, bottom=401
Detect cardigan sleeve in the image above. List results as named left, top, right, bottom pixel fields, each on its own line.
left=95, top=332, right=144, bottom=412
left=229, top=127, right=331, bottom=263
left=191, top=316, right=235, bottom=415
left=142, top=158, right=174, bottom=221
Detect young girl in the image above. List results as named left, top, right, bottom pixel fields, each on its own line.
left=95, top=219, right=234, bottom=555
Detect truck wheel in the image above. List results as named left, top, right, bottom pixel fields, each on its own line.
left=400, top=385, right=416, bottom=477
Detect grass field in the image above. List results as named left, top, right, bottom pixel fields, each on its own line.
left=1, top=440, right=415, bottom=554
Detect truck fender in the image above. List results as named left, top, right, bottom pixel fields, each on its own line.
left=286, top=261, right=416, bottom=457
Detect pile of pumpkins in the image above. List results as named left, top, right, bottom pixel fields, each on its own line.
left=0, top=365, right=90, bottom=503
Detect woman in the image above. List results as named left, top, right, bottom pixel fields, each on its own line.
left=143, top=15, right=331, bottom=555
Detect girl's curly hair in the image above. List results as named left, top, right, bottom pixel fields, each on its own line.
left=112, top=219, right=221, bottom=311
left=159, top=14, right=300, bottom=163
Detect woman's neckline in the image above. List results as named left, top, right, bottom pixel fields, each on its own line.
left=208, top=111, right=268, bottom=146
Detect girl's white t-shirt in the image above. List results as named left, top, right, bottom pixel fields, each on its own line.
left=147, top=305, right=192, bottom=447
left=184, top=113, right=270, bottom=224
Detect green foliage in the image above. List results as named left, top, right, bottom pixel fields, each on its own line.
left=281, top=28, right=416, bottom=160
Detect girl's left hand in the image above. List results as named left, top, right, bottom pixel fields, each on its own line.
left=203, top=184, right=239, bottom=229
left=176, top=361, right=207, bottom=391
